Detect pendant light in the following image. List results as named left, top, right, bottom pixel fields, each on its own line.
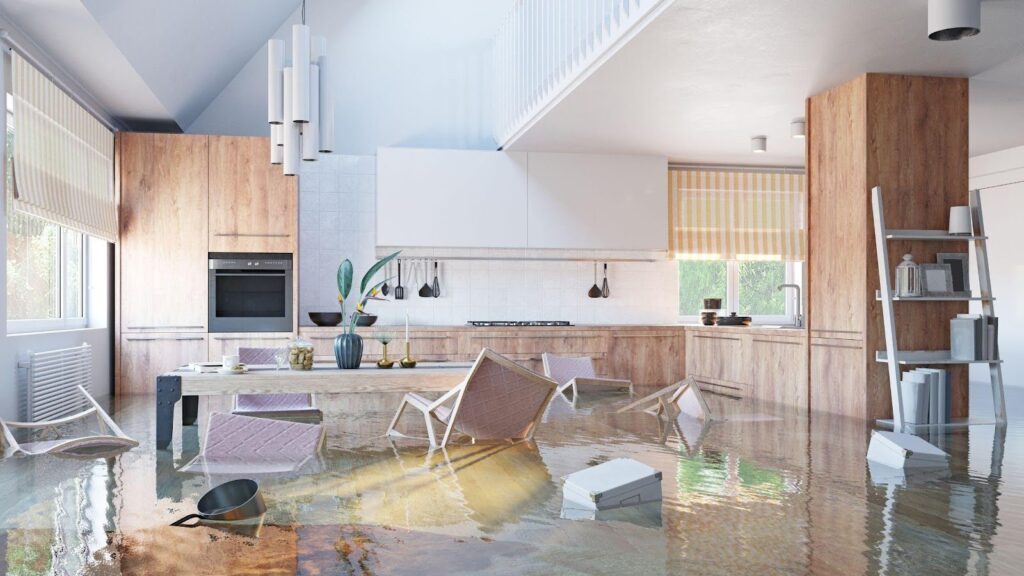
left=928, top=0, right=980, bottom=41
left=268, top=0, right=334, bottom=174
left=751, top=135, right=767, bottom=154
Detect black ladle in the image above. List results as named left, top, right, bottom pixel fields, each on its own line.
left=601, top=263, right=610, bottom=298
left=381, top=261, right=391, bottom=296
left=394, top=260, right=405, bottom=300
left=432, top=261, right=440, bottom=298
left=588, top=262, right=602, bottom=298
left=418, top=260, right=433, bottom=297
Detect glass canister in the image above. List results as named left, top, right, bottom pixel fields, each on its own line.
left=288, top=335, right=315, bottom=370
left=896, top=254, right=921, bottom=297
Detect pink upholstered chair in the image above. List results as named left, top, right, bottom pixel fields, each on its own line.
left=541, top=353, right=632, bottom=404
left=233, top=347, right=319, bottom=420
left=387, top=348, right=558, bottom=448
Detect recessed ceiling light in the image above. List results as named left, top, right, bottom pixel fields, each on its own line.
left=751, top=135, right=767, bottom=153
left=790, top=119, right=806, bottom=139
left=928, top=0, right=980, bottom=41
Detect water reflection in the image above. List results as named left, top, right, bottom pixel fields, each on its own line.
left=0, top=388, right=1021, bottom=575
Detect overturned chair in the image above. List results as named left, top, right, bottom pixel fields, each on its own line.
left=387, top=348, right=558, bottom=448
left=1, top=385, right=138, bottom=457
left=542, top=353, right=633, bottom=405
left=616, top=376, right=713, bottom=422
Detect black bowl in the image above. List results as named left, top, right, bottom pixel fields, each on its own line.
left=353, top=313, right=378, bottom=327
left=308, top=312, right=343, bottom=327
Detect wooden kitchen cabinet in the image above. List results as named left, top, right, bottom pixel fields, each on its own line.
left=119, top=333, right=208, bottom=396
left=119, top=133, right=209, bottom=332
left=605, top=330, right=684, bottom=387
left=749, top=334, right=808, bottom=407
left=685, top=331, right=745, bottom=393
left=208, top=332, right=293, bottom=361
left=208, top=136, right=297, bottom=253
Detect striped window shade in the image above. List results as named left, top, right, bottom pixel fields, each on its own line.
left=668, top=168, right=806, bottom=261
left=11, top=53, right=116, bottom=243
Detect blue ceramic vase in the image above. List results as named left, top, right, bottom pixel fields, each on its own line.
left=334, top=333, right=363, bottom=369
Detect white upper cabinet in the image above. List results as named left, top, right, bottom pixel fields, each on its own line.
left=526, top=152, right=667, bottom=250
left=376, top=148, right=667, bottom=251
left=377, top=147, right=529, bottom=248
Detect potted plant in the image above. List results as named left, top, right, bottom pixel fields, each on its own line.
left=334, top=251, right=399, bottom=369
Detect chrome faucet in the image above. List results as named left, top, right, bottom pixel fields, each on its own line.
left=777, top=284, right=803, bottom=328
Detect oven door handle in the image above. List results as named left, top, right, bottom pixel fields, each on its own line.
left=213, top=272, right=288, bottom=277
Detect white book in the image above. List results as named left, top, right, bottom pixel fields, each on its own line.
left=900, top=372, right=930, bottom=424
left=916, top=368, right=947, bottom=425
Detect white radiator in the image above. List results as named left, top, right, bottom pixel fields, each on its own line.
left=21, top=343, right=92, bottom=422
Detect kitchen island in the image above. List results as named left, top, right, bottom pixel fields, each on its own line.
left=155, top=362, right=472, bottom=449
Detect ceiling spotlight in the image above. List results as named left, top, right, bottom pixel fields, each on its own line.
left=751, top=135, right=767, bottom=153
left=928, top=0, right=980, bottom=41
left=790, top=119, right=806, bottom=139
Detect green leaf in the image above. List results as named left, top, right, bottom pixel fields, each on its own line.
left=337, top=259, right=354, bottom=299
left=360, top=251, right=400, bottom=295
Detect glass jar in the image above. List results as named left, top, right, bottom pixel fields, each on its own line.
left=896, top=254, right=921, bottom=297
left=288, top=335, right=315, bottom=370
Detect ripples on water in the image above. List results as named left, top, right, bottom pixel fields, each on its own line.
left=0, top=386, right=1022, bottom=575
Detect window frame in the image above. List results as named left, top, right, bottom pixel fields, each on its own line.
left=5, top=83, right=89, bottom=334
left=677, top=259, right=802, bottom=325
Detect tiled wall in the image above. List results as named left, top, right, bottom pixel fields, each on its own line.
left=298, top=154, right=678, bottom=327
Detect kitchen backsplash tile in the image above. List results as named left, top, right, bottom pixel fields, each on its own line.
left=298, top=154, right=678, bottom=327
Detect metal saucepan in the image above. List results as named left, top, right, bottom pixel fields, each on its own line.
left=171, top=478, right=266, bottom=527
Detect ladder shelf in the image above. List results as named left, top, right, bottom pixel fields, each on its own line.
left=871, top=187, right=1007, bottom=432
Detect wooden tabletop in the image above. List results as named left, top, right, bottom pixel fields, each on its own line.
left=168, top=362, right=473, bottom=395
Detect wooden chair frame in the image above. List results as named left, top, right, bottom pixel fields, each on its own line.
left=616, top=376, right=713, bottom=422
left=1, top=386, right=138, bottom=457
left=387, top=348, right=557, bottom=448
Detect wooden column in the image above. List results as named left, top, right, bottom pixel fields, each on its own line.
left=806, top=73, right=969, bottom=421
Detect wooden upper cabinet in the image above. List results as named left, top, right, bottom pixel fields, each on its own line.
left=119, top=133, right=209, bottom=332
left=208, top=136, right=297, bottom=253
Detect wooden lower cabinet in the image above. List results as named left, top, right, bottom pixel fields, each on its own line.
left=686, top=327, right=808, bottom=407
left=809, top=338, right=867, bottom=418
left=606, top=331, right=685, bottom=387
left=208, top=333, right=294, bottom=361
left=119, top=333, right=208, bottom=396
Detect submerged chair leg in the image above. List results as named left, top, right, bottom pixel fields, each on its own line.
left=387, top=395, right=411, bottom=437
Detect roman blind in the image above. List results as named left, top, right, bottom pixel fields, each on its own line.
left=11, top=53, right=116, bottom=243
left=668, top=168, right=806, bottom=261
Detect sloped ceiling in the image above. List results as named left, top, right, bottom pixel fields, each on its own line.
left=0, top=0, right=299, bottom=130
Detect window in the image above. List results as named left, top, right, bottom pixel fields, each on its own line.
left=678, top=259, right=802, bottom=323
left=5, top=93, right=87, bottom=332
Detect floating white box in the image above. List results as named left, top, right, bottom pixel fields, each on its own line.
left=866, top=430, right=949, bottom=470
left=562, top=458, right=662, bottom=511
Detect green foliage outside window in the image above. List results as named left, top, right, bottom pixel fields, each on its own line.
left=738, top=261, right=786, bottom=316
left=678, top=260, right=726, bottom=316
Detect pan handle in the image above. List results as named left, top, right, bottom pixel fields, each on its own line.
left=170, top=513, right=204, bottom=527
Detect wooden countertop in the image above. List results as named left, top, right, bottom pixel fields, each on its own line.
left=681, top=324, right=807, bottom=337
left=299, top=323, right=805, bottom=336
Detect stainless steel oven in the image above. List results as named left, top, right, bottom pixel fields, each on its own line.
left=209, top=253, right=293, bottom=333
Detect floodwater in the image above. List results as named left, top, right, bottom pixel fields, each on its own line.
left=1, top=385, right=1022, bottom=575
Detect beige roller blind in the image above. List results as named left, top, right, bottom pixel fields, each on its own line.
left=11, top=53, right=116, bottom=243
left=668, top=168, right=806, bottom=261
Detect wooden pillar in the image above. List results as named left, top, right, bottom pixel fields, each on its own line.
left=806, top=73, right=969, bottom=421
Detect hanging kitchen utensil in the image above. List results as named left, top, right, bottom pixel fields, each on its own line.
left=588, top=262, right=602, bottom=298
left=171, top=479, right=266, bottom=527
left=381, top=261, right=391, bottom=296
left=394, top=260, right=405, bottom=300
left=432, top=260, right=440, bottom=298
left=601, top=263, right=610, bottom=298
left=419, top=259, right=433, bottom=297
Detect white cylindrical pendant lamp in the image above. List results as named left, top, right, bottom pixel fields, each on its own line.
left=270, top=124, right=283, bottom=164
left=318, top=54, right=334, bottom=152
left=751, top=135, right=767, bottom=153
left=928, top=0, right=980, bottom=41
left=292, top=24, right=310, bottom=122
left=302, top=64, right=320, bottom=161
left=283, top=67, right=300, bottom=176
left=267, top=38, right=284, bottom=124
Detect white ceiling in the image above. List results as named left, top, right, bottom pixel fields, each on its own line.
left=0, top=0, right=299, bottom=130
left=509, top=0, right=1024, bottom=166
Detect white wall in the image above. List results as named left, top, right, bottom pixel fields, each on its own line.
left=969, top=144, right=1024, bottom=387
left=297, top=155, right=678, bottom=327
left=188, top=0, right=512, bottom=153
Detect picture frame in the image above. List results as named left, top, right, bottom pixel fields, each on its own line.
left=919, top=263, right=954, bottom=296
left=936, top=252, right=970, bottom=295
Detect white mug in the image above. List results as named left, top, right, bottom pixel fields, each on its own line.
left=948, top=206, right=972, bottom=235
left=222, top=354, right=240, bottom=368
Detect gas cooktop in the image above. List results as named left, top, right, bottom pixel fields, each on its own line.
left=467, top=321, right=573, bottom=327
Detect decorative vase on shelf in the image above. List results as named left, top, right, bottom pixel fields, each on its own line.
left=896, top=254, right=921, bottom=297
left=334, top=332, right=364, bottom=369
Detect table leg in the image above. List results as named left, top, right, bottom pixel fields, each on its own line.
left=182, top=396, right=198, bottom=426
left=156, top=375, right=182, bottom=450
